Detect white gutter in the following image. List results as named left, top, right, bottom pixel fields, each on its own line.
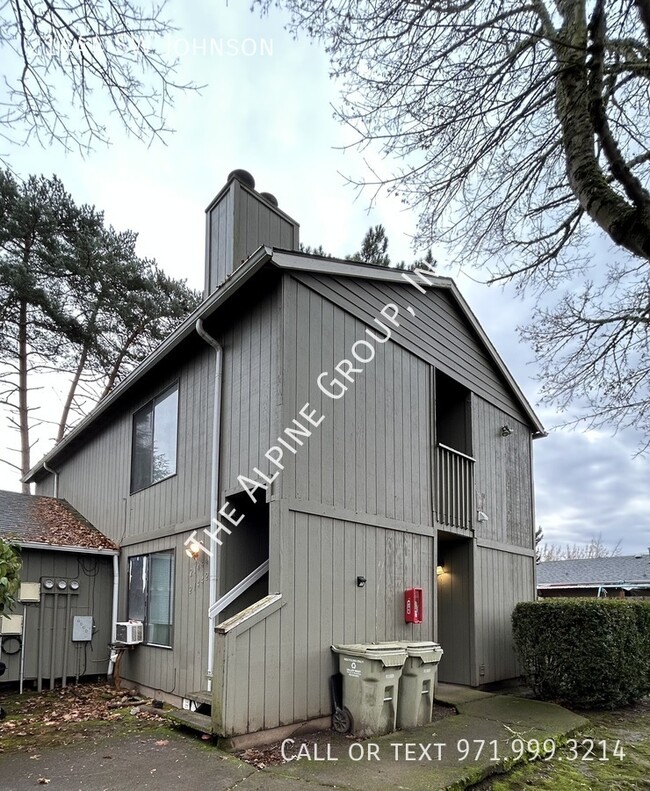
left=42, top=461, right=59, bottom=498
left=16, top=541, right=119, bottom=556
left=195, top=318, right=223, bottom=693
left=107, top=554, right=119, bottom=678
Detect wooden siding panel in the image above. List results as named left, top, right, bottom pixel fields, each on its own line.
left=282, top=510, right=434, bottom=724
left=293, top=272, right=528, bottom=422
left=1, top=550, right=113, bottom=685
left=472, top=396, right=534, bottom=548
left=119, top=532, right=210, bottom=700
left=281, top=279, right=432, bottom=528
left=53, top=346, right=212, bottom=545
left=473, top=546, right=534, bottom=684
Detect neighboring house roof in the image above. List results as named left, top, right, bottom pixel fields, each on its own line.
left=537, top=555, right=650, bottom=589
left=23, top=248, right=546, bottom=484
left=0, top=490, right=118, bottom=551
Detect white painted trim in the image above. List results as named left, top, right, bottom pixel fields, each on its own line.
left=209, top=560, right=271, bottom=619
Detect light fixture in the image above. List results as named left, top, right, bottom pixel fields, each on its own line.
left=500, top=425, right=513, bottom=437
left=70, top=580, right=80, bottom=591
left=42, top=578, right=54, bottom=590
left=436, top=564, right=445, bottom=576
left=356, top=575, right=367, bottom=588
left=57, top=579, right=68, bottom=590
left=477, top=511, right=489, bottom=523
left=185, top=539, right=202, bottom=560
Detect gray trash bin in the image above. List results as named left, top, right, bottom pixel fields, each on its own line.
left=331, top=643, right=407, bottom=737
left=395, top=641, right=444, bottom=729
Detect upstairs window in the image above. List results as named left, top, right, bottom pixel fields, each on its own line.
left=131, top=384, right=179, bottom=493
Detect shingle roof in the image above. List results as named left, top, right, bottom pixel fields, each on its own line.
left=0, top=490, right=118, bottom=551
left=537, top=555, right=650, bottom=588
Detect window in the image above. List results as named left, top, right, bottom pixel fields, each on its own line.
left=131, top=384, right=179, bottom=493
left=127, top=551, right=174, bottom=647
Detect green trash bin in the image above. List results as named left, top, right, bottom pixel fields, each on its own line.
left=395, top=641, right=444, bottom=729
left=331, top=643, right=407, bottom=737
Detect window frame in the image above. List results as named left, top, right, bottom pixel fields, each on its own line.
left=130, top=382, right=180, bottom=494
left=127, top=550, right=175, bottom=649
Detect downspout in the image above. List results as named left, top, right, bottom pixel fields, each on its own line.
left=195, top=319, right=223, bottom=692
left=43, top=461, right=59, bottom=498
left=107, top=554, right=119, bottom=679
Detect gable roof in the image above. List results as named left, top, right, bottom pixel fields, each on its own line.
left=537, top=555, right=650, bottom=589
left=24, top=248, right=545, bottom=483
left=0, top=490, right=118, bottom=552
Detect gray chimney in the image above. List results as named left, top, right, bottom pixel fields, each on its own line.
left=204, top=169, right=300, bottom=298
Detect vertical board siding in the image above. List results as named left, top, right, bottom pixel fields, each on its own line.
left=281, top=277, right=431, bottom=525
left=1, top=550, right=113, bottom=685
left=216, top=514, right=434, bottom=736
left=51, top=344, right=213, bottom=545
left=120, top=531, right=210, bottom=698
left=473, top=546, right=534, bottom=683
left=472, top=396, right=534, bottom=547
left=281, top=511, right=434, bottom=726
left=220, top=287, right=281, bottom=494
left=292, top=273, right=529, bottom=422
left=206, top=187, right=234, bottom=295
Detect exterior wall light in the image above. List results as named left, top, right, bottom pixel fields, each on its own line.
left=356, top=575, right=367, bottom=587
left=185, top=539, right=203, bottom=560
left=500, top=425, right=514, bottom=437
left=436, top=564, right=445, bottom=576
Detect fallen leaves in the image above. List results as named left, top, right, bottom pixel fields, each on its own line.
left=0, top=682, right=162, bottom=750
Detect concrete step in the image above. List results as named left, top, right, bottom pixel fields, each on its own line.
left=164, top=708, right=213, bottom=735
left=187, top=690, right=212, bottom=707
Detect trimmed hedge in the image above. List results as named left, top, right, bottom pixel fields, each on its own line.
left=512, top=598, right=650, bottom=709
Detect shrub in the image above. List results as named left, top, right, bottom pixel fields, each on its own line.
left=512, top=598, right=650, bottom=709
left=0, top=539, right=21, bottom=611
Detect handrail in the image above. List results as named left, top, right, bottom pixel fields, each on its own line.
left=208, top=559, right=270, bottom=619
left=437, top=443, right=476, bottom=463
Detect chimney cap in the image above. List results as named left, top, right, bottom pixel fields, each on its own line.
left=260, top=192, right=279, bottom=207
left=228, top=169, right=255, bottom=190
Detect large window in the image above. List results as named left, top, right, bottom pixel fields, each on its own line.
left=131, top=384, right=179, bottom=493
left=128, top=551, right=174, bottom=647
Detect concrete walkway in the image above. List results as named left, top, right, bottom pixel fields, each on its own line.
left=261, top=685, right=588, bottom=790
left=0, top=686, right=588, bottom=791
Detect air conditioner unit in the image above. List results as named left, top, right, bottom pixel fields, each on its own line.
left=115, top=621, right=144, bottom=645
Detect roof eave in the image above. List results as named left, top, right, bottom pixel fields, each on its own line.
left=16, top=540, right=119, bottom=556
left=23, top=246, right=273, bottom=483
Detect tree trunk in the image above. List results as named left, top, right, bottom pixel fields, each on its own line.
left=553, top=1, right=650, bottom=260
left=18, top=298, right=30, bottom=493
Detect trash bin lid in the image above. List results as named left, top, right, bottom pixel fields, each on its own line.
left=403, top=642, right=444, bottom=661
left=331, top=643, right=407, bottom=666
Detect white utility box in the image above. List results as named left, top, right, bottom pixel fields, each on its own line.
left=19, top=582, right=41, bottom=603
left=0, top=614, right=24, bottom=635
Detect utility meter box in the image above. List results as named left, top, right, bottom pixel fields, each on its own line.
left=72, top=616, right=94, bottom=642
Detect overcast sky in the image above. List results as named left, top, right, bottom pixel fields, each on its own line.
left=1, top=1, right=648, bottom=554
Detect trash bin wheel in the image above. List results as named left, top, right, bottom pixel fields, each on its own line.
left=332, top=706, right=353, bottom=734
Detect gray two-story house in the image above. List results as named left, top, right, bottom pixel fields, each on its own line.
left=25, top=169, right=545, bottom=739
